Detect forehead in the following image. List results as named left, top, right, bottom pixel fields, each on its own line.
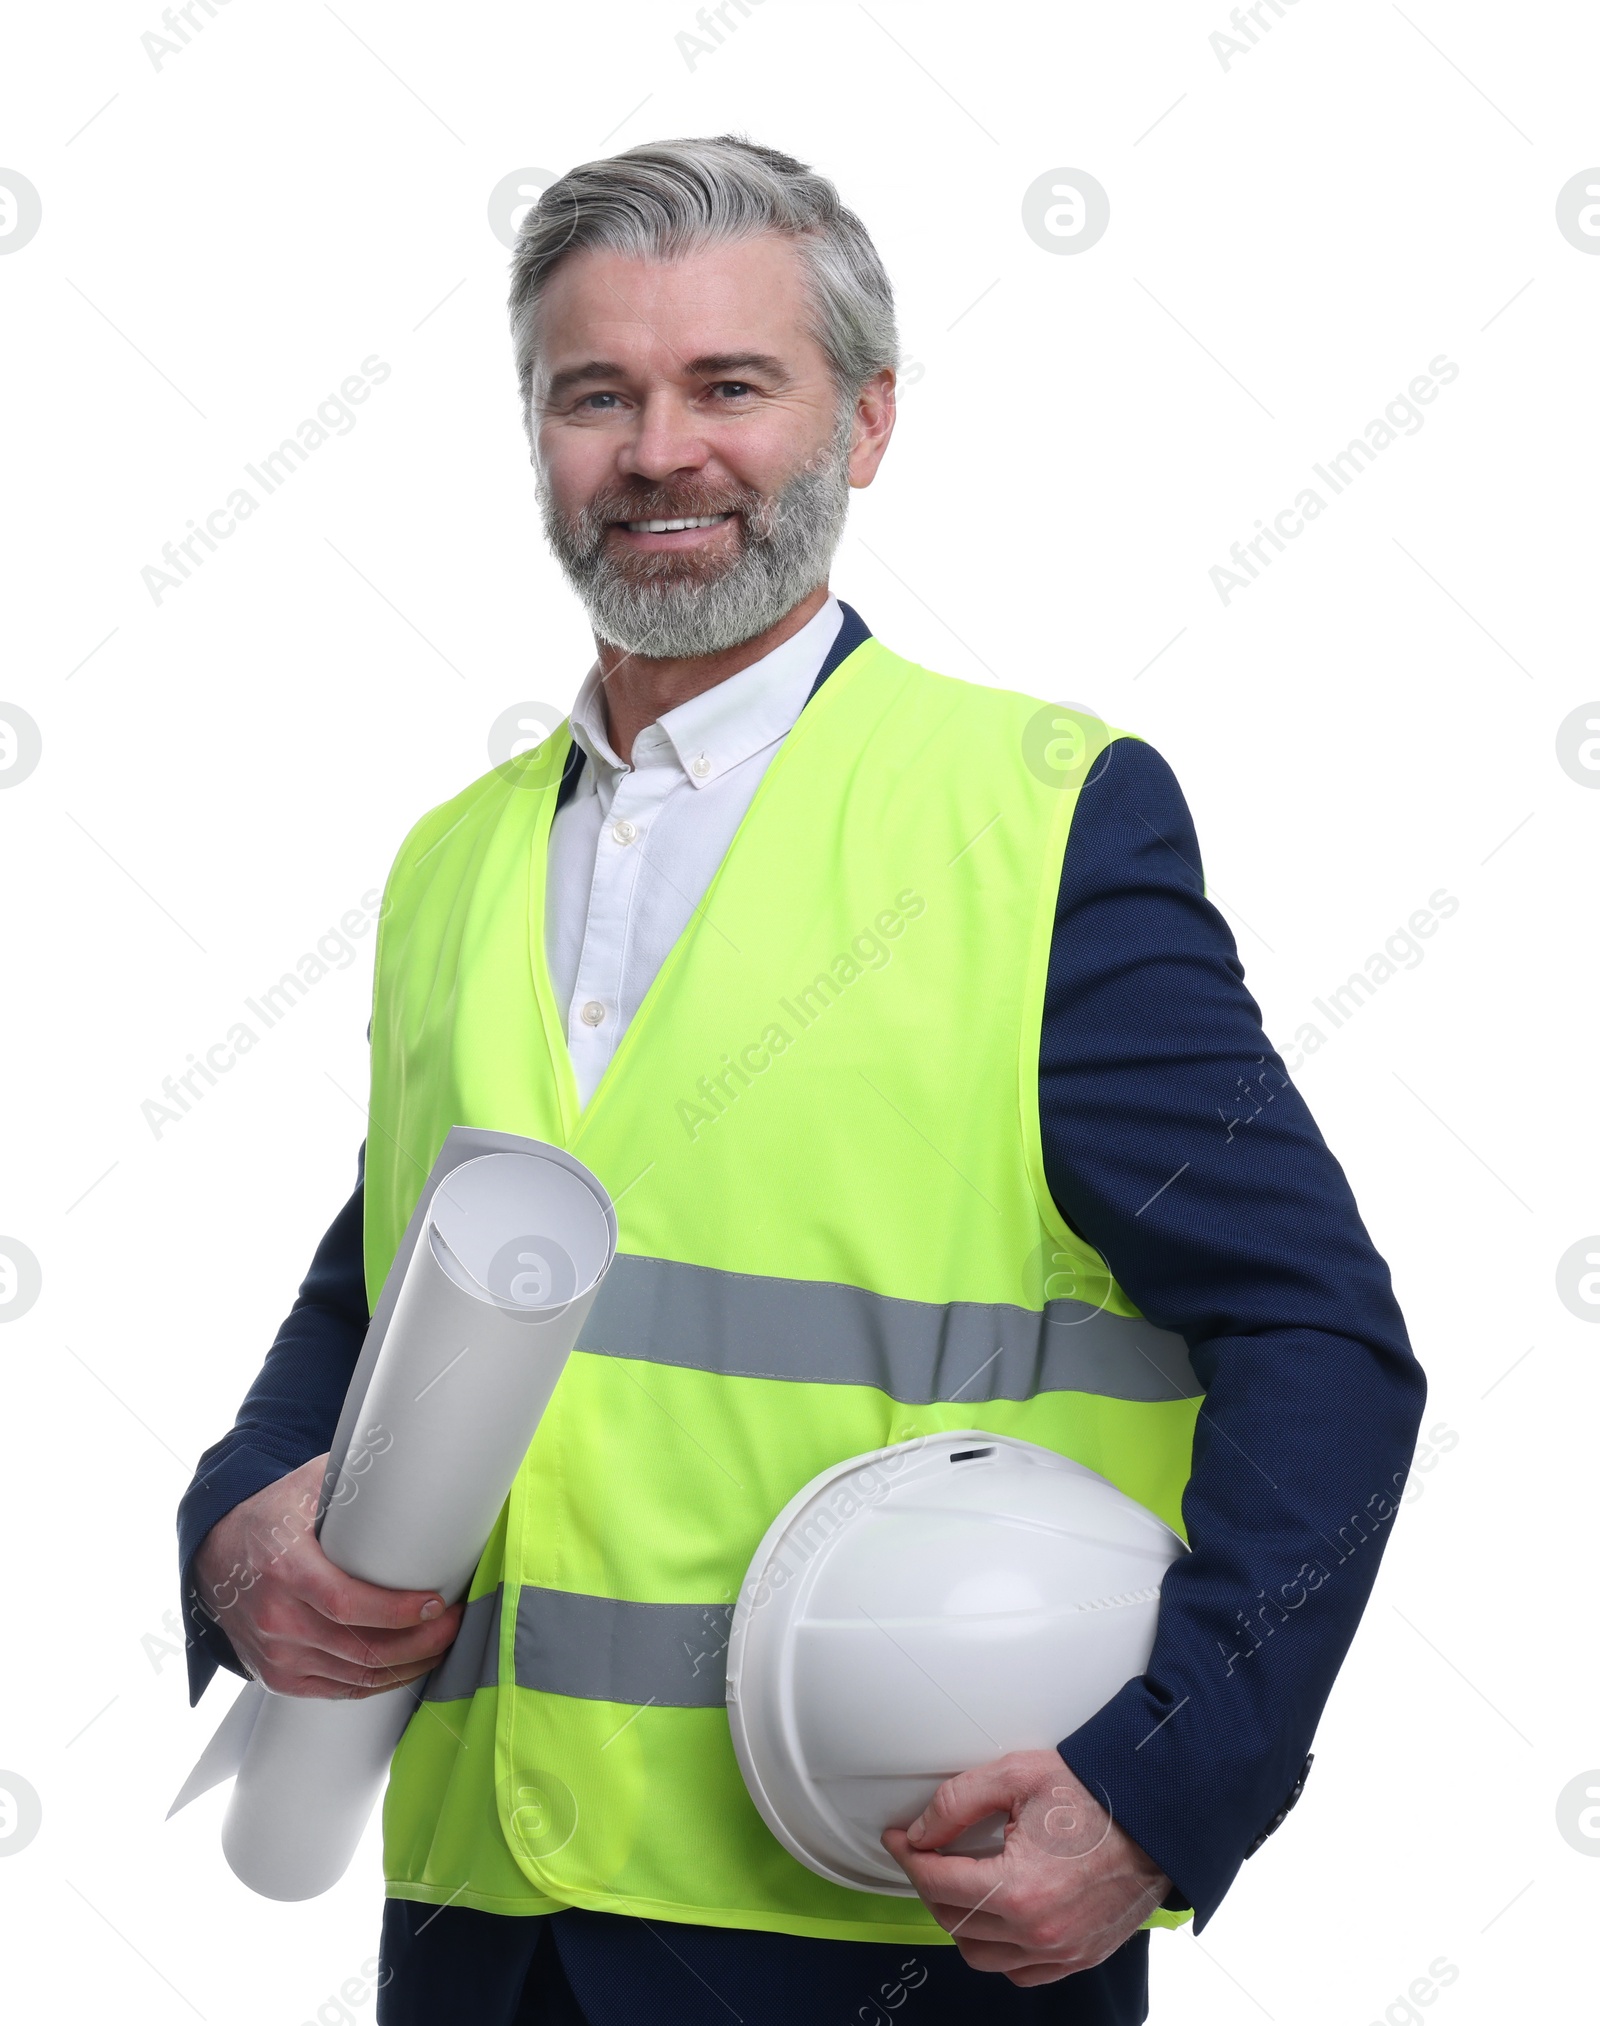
left=534, top=232, right=822, bottom=385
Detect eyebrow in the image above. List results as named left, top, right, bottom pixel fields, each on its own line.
left=541, top=351, right=791, bottom=406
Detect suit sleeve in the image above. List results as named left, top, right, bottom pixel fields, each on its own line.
left=175, top=1142, right=370, bottom=1704
left=1040, top=736, right=1427, bottom=1931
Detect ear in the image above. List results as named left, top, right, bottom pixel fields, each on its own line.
left=846, top=367, right=898, bottom=490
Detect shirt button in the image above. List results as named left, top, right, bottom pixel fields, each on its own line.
left=610, top=818, right=637, bottom=845
left=580, top=1000, right=606, bottom=1027
left=690, top=754, right=712, bottom=779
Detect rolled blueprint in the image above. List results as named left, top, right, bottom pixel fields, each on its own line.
left=169, top=1129, right=616, bottom=1901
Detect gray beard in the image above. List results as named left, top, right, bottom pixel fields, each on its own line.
left=534, top=404, right=855, bottom=661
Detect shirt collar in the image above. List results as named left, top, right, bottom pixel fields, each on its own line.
left=566, top=594, right=843, bottom=793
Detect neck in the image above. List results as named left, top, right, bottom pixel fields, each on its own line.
left=594, top=583, right=831, bottom=763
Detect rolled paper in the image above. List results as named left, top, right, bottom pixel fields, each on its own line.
left=171, top=1130, right=616, bottom=1901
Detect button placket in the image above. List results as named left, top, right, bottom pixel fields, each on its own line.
left=565, top=744, right=671, bottom=1063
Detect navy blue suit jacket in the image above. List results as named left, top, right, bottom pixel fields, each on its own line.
left=177, top=601, right=1425, bottom=1938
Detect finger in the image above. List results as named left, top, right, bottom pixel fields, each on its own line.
left=300, top=1645, right=442, bottom=1693
left=302, top=1611, right=465, bottom=1671
left=248, top=1591, right=461, bottom=1671
left=906, top=1760, right=1025, bottom=1849
left=929, top=1901, right=1083, bottom=1958
left=881, top=1828, right=1005, bottom=1910
left=342, top=1658, right=439, bottom=1696
left=249, top=1599, right=457, bottom=1685
left=926, top=1901, right=1021, bottom=1945
left=297, top=1549, right=455, bottom=1632
left=948, top=1936, right=1042, bottom=1975
left=252, top=1622, right=443, bottom=1688
left=249, top=1652, right=440, bottom=1700
left=302, top=1643, right=443, bottom=1691
left=285, top=1660, right=438, bottom=1700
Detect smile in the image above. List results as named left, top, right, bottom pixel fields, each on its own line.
left=615, top=512, right=737, bottom=534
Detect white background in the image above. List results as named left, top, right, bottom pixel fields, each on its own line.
left=2, top=1, right=1597, bottom=2020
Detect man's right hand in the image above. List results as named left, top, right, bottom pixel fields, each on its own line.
left=190, top=1454, right=464, bottom=1699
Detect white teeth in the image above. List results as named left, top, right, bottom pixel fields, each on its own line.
left=622, top=513, right=733, bottom=533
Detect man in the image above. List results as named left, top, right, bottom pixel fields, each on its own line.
left=178, top=134, right=1426, bottom=2023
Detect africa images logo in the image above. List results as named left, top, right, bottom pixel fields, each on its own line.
left=1209, top=355, right=1460, bottom=605
left=676, top=888, right=926, bottom=1139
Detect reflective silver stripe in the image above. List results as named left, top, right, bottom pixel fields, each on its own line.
left=576, top=1253, right=1200, bottom=1403
left=515, top=1585, right=733, bottom=1708
left=422, top=1588, right=501, bottom=1702
left=421, top=1584, right=734, bottom=1705
left=417, top=1264, right=1195, bottom=1712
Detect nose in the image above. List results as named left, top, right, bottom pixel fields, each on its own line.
left=617, top=386, right=715, bottom=487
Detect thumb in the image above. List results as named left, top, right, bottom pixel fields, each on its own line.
left=299, top=1540, right=453, bottom=1630
left=906, top=1759, right=1023, bottom=1849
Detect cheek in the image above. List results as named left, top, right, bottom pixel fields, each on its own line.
left=733, top=408, right=842, bottom=497
left=536, top=437, right=611, bottom=514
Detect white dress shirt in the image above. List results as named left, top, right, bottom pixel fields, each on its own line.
left=546, top=594, right=845, bottom=1107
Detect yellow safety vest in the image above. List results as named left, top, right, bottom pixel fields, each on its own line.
left=368, top=633, right=1200, bottom=1940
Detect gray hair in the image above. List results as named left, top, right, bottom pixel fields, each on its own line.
left=508, top=133, right=899, bottom=446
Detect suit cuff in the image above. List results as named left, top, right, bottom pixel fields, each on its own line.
left=1055, top=1675, right=1312, bottom=1932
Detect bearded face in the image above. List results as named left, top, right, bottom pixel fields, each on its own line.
left=535, top=393, right=856, bottom=661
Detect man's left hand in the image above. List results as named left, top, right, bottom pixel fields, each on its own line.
left=881, top=1750, right=1174, bottom=1987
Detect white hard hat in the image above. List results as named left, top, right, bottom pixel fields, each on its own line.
left=725, top=1431, right=1186, bottom=1893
